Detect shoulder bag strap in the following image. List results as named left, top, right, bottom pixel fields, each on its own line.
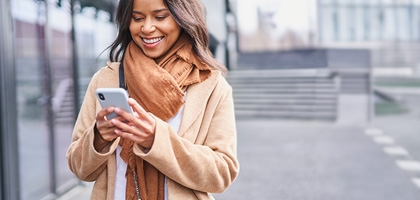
left=119, top=62, right=126, bottom=89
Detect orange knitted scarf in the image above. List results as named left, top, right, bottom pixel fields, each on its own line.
left=120, top=33, right=212, bottom=200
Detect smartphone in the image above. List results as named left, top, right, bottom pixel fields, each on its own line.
left=95, top=88, right=134, bottom=120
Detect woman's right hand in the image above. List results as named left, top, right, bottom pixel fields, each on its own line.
left=94, top=106, right=120, bottom=152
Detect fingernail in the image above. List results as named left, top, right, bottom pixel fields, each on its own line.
left=111, top=119, right=117, bottom=125
left=114, top=107, right=120, bottom=113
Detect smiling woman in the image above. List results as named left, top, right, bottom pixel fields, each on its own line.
left=128, top=0, right=181, bottom=62
left=66, top=0, right=239, bottom=199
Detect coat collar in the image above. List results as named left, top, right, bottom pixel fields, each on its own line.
left=177, top=70, right=220, bottom=137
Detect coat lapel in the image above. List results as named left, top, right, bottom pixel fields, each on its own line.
left=177, top=71, right=220, bottom=138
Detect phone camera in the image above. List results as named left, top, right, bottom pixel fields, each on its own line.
left=98, top=93, right=105, bottom=100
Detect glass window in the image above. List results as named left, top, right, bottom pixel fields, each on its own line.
left=369, top=7, right=381, bottom=41
left=354, top=5, right=365, bottom=41
left=12, top=0, right=77, bottom=198
left=396, top=6, right=410, bottom=40
left=12, top=0, right=52, bottom=198
left=411, top=5, right=420, bottom=40
left=319, top=6, right=335, bottom=42
left=49, top=5, right=76, bottom=194
left=383, top=7, right=397, bottom=41
left=320, top=0, right=334, bottom=5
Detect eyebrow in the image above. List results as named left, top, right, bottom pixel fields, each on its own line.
left=132, top=8, right=168, bottom=15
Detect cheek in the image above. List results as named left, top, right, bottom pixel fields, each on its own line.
left=129, top=23, right=141, bottom=35
left=167, top=23, right=181, bottom=36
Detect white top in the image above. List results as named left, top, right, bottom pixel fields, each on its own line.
left=114, top=105, right=185, bottom=200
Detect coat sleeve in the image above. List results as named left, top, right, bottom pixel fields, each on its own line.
left=133, top=77, right=240, bottom=193
left=66, top=70, right=119, bottom=182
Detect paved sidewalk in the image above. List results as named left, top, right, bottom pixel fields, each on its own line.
left=214, top=119, right=420, bottom=200
left=62, top=119, right=420, bottom=200
left=57, top=182, right=93, bottom=200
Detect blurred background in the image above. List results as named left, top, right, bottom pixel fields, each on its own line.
left=1, top=0, right=420, bottom=199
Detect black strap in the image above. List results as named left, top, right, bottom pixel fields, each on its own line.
left=119, top=62, right=126, bottom=89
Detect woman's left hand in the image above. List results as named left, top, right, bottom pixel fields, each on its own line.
left=111, top=98, right=156, bottom=150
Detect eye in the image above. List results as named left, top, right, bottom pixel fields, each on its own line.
left=133, top=17, right=144, bottom=21
left=132, top=14, right=144, bottom=21
left=155, top=16, right=167, bottom=21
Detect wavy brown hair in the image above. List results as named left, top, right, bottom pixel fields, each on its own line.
left=108, top=0, right=226, bottom=73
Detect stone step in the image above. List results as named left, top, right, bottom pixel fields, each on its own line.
left=226, top=69, right=331, bottom=77
left=228, top=77, right=334, bottom=82
left=229, top=82, right=336, bottom=88
left=235, top=103, right=336, bottom=111
left=235, top=110, right=336, bottom=120
left=54, top=84, right=75, bottom=124
left=54, top=117, right=74, bottom=124
left=232, top=93, right=337, bottom=99
left=227, top=69, right=338, bottom=120
left=233, top=98, right=337, bottom=105
left=55, top=110, right=74, bottom=117
left=232, top=87, right=338, bottom=94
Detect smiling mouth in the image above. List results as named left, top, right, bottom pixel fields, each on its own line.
left=142, top=37, right=164, bottom=44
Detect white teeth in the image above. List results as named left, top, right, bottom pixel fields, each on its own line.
left=143, top=37, right=163, bottom=44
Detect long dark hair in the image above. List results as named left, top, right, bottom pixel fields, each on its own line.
left=108, top=0, right=226, bottom=73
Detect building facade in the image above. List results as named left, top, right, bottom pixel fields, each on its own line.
left=1, top=0, right=116, bottom=199
left=318, top=0, right=420, bottom=70
left=0, top=0, right=237, bottom=199
left=318, top=0, right=420, bottom=42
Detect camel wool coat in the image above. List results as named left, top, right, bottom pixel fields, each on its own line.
left=67, top=62, right=239, bottom=199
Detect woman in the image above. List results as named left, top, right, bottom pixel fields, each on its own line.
left=66, top=0, right=239, bottom=199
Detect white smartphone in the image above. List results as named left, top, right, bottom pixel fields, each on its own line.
left=95, top=88, right=134, bottom=120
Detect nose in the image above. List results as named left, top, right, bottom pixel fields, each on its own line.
left=141, top=20, right=156, bottom=34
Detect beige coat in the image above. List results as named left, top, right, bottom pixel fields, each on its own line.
left=67, top=62, right=239, bottom=199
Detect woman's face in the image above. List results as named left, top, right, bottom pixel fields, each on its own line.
left=129, top=0, right=181, bottom=62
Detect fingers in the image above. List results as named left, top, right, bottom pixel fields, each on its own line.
left=111, top=119, right=155, bottom=149
left=110, top=112, right=154, bottom=137
left=128, top=98, right=155, bottom=124
left=112, top=98, right=156, bottom=149
left=126, top=99, right=156, bottom=133
left=96, top=106, right=115, bottom=121
left=128, top=98, right=151, bottom=119
left=95, top=106, right=120, bottom=142
left=96, top=122, right=118, bottom=142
